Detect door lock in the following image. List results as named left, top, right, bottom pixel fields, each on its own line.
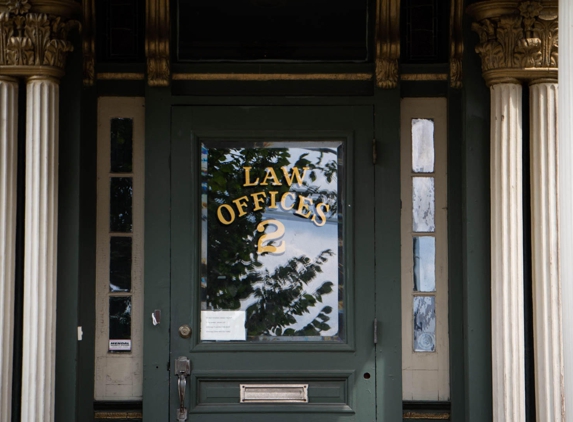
left=175, top=357, right=191, bottom=421
left=178, top=324, right=192, bottom=339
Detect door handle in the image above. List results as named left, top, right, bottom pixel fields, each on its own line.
left=175, top=356, right=191, bottom=421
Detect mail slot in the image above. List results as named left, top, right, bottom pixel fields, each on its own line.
left=239, top=384, right=309, bottom=403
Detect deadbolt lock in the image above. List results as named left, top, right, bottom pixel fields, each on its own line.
left=179, top=324, right=192, bottom=339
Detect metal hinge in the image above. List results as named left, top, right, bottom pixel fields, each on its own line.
left=373, top=318, right=378, bottom=344
left=372, top=139, right=377, bottom=165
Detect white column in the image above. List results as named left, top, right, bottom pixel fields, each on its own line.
left=490, top=82, right=525, bottom=422
left=530, top=80, right=565, bottom=421
left=559, top=0, right=573, bottom=419
left=0, top=77, right=18, bottom=422
left=21, top=76, right=59, bottom=421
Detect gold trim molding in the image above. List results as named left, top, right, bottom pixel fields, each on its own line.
left=97, top=72, right=145, bottom=81
left=403, top=411, right=450, bottom=420
left=94, top=411, right=143, bottom=420
left=82, top=0, right=95, bottom=86
left=0, top=0, right=80, bottom=79
left=401, top=73, right=448, bottom=81
left=172, top=73, right=373, bottom=82
left=146, top=0, right=169, bottom=86
left=450, top=0, right=464, bottom=88
left=375, top=0, right=400, bottom=89
left=467, top=0, right=558, bottom=86
left=0, top=64, right=62, bottom=78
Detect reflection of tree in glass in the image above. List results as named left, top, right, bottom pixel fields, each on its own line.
left=204, top=145, right=339, bottom=337
left=291, top=149, right=339, bottom=214
left=246, top=250, right=334, bottom=336
left=109, top=297, right=131, bottom=339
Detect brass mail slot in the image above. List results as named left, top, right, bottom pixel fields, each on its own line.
left=239, top=384, right=309, bottom=403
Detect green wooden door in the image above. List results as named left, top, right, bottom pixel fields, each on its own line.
left=170, top=105, right=377, bottom=421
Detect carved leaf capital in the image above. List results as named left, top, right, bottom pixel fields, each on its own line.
left=0, top=1, right=79, bottom=75
left=468, top=0, right=558, bottom=83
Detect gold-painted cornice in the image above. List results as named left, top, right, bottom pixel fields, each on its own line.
left=146, top=0, right=170, bottom=86
left=467, top=0, right=558, bottom=86
left=0, top=0, right=80, bottom=79
left=375, top=0, right=400, bottom=89
left=172, top=73, right=373, bottom=82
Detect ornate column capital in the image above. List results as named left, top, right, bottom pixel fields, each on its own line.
left=0, top=0, right=80, bottom=79
left=467, top=0, right=558, bottom=86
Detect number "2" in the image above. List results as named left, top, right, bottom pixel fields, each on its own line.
left=256, top=219, right=286, bottom=255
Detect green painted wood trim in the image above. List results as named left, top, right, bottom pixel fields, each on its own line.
left=374, top=87, right=403, bottom=421
left=55, top=33, right=84, bottom=422
left=142, top=87, right=172, bottom=422
left=447, top=88, right=466, bottom=422
left=460, top=4, right=493, bottom=418
left=75, top=85, right=98, bottom=422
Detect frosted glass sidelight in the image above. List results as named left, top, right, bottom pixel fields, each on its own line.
left=412, top=177, right=435, bottom=232
left=412, top=119, right=434, bottom=173
left=413, top=236, right=435, bottom=292
left=413, top=296, right=436, bottom=352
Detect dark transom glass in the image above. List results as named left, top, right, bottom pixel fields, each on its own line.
left=401, top=0, right=449, bottom=63
left=177, top=0, right=371, bottom=61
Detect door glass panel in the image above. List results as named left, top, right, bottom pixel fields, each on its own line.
left=200, top=140, right=344, bottom=342
left=412, top=236, right=435, bottom=292
left=413, top=296, right=436, bottom=352
left=412, top=176, right=435, bottom=232
left=110, top=118, right=133, bottom=173
left=110, top=177, right=133, bottom=232
left=109, top=236, right=132, bottom=292
left=411, top=118, right=434, bottom=173
left=109, top=296, right=132, bottom=352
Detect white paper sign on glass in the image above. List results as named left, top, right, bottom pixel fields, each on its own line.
left=109, top=339, right=132, bottom=351
left=201, top=310, right=247, bottom=341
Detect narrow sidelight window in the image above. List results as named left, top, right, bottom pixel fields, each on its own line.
left=401, top=98, right=449, bottom=401
left=95, top=98, right=145, bottom=400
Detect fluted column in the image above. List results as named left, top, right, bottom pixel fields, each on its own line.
left=0, top=76, right=18, bottom=422
left=530, top=80, right=564, bottom=421
left=21, top=76, right=59, bottom=422
left=468, top=2, right=559, bottom=419
left=559, top=0, right=573, bottom=418
left=490, top=82, right=525, bottom=422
